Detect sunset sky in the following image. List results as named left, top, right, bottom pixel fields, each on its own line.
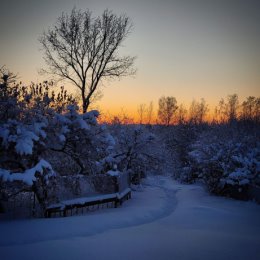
left=0, top=0, right=259, bottom=120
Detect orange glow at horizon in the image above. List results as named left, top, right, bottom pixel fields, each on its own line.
left=94, top=80, right=259, bottom=124
left=17, top=73, right=259, bottom=125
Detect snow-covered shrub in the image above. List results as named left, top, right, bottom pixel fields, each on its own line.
left=45, top=105, right=116, bottom=176
left=0, top=77, right=76, bottom=215
left=189, top=123, right=260, bottom=199
left=0, top=160, right=57, bottom=213
left=0, top=73, right=126, bottom=216
left=161, top=123, right=202, bottom=183
left=109, top=124, right=163, bottom=184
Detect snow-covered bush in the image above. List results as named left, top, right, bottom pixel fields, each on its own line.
left=0, top=73, right=122, bottom=216
left=0, top=160, right=56, bottom=213
left=0, top=114, right=57, bottom=212
left=109, top=124, right=163, bottom=184
left=189, top=123, right=260, bottom=198
left=161, top=123, right=202, bottom=183
left=45, top=105, right=116, bottom=177
left=0, top=78, right=80, bottom=213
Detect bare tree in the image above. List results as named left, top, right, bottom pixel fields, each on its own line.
left=255, top=98, right=260, bottom=122
left=137, top=103, right=146, bottom=124
left=40, top=8, right=136, bottom=113
left=176, top=104, right=187, bottom=124
left=241, top=96, right=260, bottom=122
left=146, top=101, right=154, bottom=125
left=226, top=94, right=239, bottom=122
left=214, top=98, right=226, bottom=123
left=157, top=96, right=178, bottom=126
left=214, top=94, right=240, bottom=123
left=0, top=66, right=17, bottom=87
left=188, top=99, right=208, bottom=124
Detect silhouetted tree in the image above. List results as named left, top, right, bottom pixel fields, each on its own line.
left=146, top=101, right=154, bottom=125
left=157, top=96, right=178, bottom=126
left=137, top=104, right=146, bottom=124
left=214, top=98, right=226, bottom=123
left=226, top=94, right=239, bottom=122
left=188, top=98, right=208, bottom=124
left=176, top=104, right=187, bottom=124
left=241, top=96, right=260, bottom=122
left=40, top=8, right=136, bottom=113
left=0, top=66, right=17, bottom=87
left=214, top=94, right=239, bottom=123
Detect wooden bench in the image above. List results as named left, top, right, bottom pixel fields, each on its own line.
left=45, top=188, right=131, bottom=218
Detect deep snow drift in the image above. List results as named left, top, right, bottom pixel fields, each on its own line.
left=1, top=176, right=260, bottom=260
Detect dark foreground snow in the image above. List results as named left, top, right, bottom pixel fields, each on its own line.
left=1, top=176, right=260, bottom=260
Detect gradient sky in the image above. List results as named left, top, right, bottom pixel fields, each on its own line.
left=1, top=0, right=259, bottom=118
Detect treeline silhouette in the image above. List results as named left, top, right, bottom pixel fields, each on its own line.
left=100, top=94, right=259, bottom=125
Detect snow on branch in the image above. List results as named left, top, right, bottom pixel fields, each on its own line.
left=0, top=159, right=56, bottom=186
left=0, top=120, right=46, bottom=155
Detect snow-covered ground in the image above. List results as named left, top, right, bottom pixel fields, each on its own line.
left=1, top=176, right=260, bottom=260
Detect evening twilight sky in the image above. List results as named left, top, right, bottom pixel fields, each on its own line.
left=0, top=0, right=259, bottom=118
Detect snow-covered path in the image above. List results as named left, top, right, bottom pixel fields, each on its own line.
left=1, top=176, right=260, bottom=260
